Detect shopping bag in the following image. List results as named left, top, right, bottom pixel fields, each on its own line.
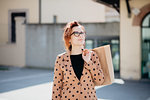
left=91, top=45, right=115, bottom=86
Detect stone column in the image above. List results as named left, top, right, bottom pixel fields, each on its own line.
left=14, top=17, right=26, bottom=67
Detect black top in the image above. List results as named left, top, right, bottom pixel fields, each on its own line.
left=70, top=53, right=84, bottom=81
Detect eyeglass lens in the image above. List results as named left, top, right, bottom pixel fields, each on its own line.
left=71, top=31, right=85, bottom=37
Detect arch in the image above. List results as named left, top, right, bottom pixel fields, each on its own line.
left=133, top=3, right=150, bottom=26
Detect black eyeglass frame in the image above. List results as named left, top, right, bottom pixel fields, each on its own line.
left=70, top=31, right=86, bottom=37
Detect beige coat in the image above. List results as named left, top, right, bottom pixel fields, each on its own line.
left=52, top=50, right=105, bottom=100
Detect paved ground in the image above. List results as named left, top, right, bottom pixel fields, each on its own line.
left=0, top=66, right=150, bottom=100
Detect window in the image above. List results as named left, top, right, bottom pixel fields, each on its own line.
left=85, top=39, right=94, bottom=49
left=141, top=13, right=150, bottom=79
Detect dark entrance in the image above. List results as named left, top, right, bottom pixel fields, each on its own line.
left=11, top=12, right=26, bottom=43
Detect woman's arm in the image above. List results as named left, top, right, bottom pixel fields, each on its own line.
left=85, top=51, right=105, bottom=86
left=52, top=56, right=63, bottom=100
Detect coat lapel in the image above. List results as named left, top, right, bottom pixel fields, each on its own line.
left=63, top=49, right=87, bottom=82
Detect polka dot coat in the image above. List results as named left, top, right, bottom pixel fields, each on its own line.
left=52, top=50, right=105, bottom=100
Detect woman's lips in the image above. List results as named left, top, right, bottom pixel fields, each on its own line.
left=78, top=39, right=83, bottom=41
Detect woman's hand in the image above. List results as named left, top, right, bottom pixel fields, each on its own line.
left=82, top=49, right=92, bottom=63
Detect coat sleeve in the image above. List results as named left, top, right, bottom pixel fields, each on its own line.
left=85, top=51, right=105, bottom=86
left=52, top=55, right=63, bottom=100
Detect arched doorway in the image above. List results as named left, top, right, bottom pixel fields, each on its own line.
left=141, top=12, right=150, bottom=79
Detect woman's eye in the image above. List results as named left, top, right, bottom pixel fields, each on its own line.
left=74, top=32, right=79, bottom=34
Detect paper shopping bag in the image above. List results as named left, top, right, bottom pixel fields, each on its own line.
left=91, top=45, right=115, bottom=86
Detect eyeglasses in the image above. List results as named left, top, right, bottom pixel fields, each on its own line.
left=70, top=31, right=86, bottom=37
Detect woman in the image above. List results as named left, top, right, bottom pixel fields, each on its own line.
left=52, top=21, right=105, bottom=100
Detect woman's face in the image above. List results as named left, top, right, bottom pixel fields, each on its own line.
left=70, top=26, right=86, bottom=47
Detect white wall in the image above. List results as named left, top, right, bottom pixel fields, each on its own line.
left=42, top=0, right=105, bottom=23
left=0, top=0, right=106, bottom=44
left=0, top=0, right=39, bottom=44
left=0, top=17, right=26, bottom=67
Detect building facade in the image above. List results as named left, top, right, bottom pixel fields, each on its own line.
left=119, top=0, right=150, bottom=80
left=0, top=0, right=121, bottom=79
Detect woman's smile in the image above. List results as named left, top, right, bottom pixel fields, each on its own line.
left=78, top=39, right=83, bottom=41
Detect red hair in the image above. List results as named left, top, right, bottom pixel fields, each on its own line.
left=63, top=21, right=86, bottom=51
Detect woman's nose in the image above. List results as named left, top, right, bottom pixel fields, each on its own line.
left=79, top=34, right=85, bottom=38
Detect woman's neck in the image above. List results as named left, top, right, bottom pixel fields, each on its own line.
left=71, top=45, right=83, bottom=55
